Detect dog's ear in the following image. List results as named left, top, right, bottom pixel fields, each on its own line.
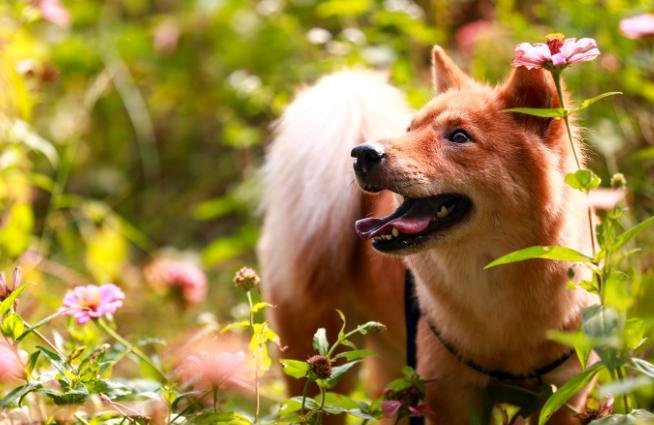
left=431, top=46, right=471, bottom=93
left=499, top=67, right=561, bottom=137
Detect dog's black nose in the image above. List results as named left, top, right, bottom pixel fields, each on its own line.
left=351, top=143, right=385, bottom=175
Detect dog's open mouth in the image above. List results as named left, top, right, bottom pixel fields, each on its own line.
left=355, top=194, right=473, bottom=252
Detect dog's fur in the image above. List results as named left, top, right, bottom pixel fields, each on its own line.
left=258, top=47, right=597, bottom=424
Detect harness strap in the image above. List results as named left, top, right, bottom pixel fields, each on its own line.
left=404, top=269, right=574, bottom=383
left=404, top=270, right=424, bottom=425
left=425, top=317, right=574, bottom=382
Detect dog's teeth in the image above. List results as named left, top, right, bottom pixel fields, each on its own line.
left=436, top=205, right=449, bottom=218
left=384, top=234, right=392, bottom=240
left=391, top=227, right=399, bottom=237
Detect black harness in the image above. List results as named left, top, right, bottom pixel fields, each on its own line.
left=403, top=270, right=574, bottom=424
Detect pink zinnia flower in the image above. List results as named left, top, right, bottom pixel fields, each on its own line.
left=144, top=259, right=207, bottom=306
left=60, top=284, right=125, bottom=325
left=0, top=341, right=24, bottom=384
left=513, top=34, right=600, bottom=70
left=38, top=0, right=71, bottom=27
left=620, top=14, right=654, bottom=39
left=175, top=337, right=252, bottom=392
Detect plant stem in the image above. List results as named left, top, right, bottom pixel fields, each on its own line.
left=19, top=317, right=66, bottom=359
left=552, top=70, right=597, bottom=257
left=95, top=318, right=168, bottom=383
left=17, top=308, right=75, bottom=342
left=300, top=378, right=311, bottom=416
left=247, top=290, right=261, bottom=423
left=615, top=367, right=631, bottom=412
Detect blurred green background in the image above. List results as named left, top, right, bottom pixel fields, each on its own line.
left=0, top=0, right=653, bottom=361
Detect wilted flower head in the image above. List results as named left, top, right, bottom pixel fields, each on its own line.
left=513, top=33, right=600, bottom=70
left=144, top=259, right=207, bottom=306
left=0, top=341, right=24, bottom=385
left=307, top=355, right=332, bottom=379
left=60, top=284, right=125, bottom=325
left=620, top=14, right=654, bottom=39
left=37, top=0, right=72, bottom=27
left=233, top=267, right=260, bottom=291
left=176, top=337, right=252, bottom=392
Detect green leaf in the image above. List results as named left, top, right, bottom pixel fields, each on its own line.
left=0, top=384, right=39, bottom=408
left=313, top=328, right=329, bottom=355
left=599, top=376, right=652, bottom=398
left=485, top=246, right=593, bottom=269
left=221, top=320, right=250, bottom=332
left=324, top=361, right=360, bottom=388
left=574, top=92, right=622, bottom=113
left=624, top=319, right=647, bottom=350
left=538, top=362, right=604, bottom=425
left=0, top=283, right=27, bottom=317
left=631, top=358, right=654, bottom=378
left=503, top=107, right=567, bottom=118
left=547, top=330, right=592, bottom=369
left=564, top=169, right=601, bottom=191
left=588, top=410, right=654, bottom=424
left=1, top=313, right=24, bottom=339
left=251, top=302, right=273, bottom=313
left=612, top=216, right=654, bottom=251
left=354, top=321, right=386, bottom=335
left=333, top=349, right=376, bottom=362
left=280, top=359, right=308, bottom=379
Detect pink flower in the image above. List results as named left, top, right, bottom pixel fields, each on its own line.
left=144, top=259, right=207, bottom=306
left=381, top=400, right=402, bottom=418
left=60, top=284, right=125, bottom=325
left=0, top=341, right=24, bottom=384
left=176, top=337, right=252, bottom=392
left=513, top=34, right=600, bottom=70
left=455, top=20, right=494, bottom=56
left=38, top=0, right=71, bottom=27
left=587, top=188, right=625, bottom=210
left=620, top=14, right=654, bottom=39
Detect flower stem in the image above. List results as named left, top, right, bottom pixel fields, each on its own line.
left=300, top=378, right=311, bottom=416
left=247, top=290, right=261, bottom=423
left=95, top=318, right=168, bottom=383
left=552, top=70, right=597, bottom=257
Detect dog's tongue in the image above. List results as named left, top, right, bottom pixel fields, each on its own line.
left=355, top=200, right=433, bottom=239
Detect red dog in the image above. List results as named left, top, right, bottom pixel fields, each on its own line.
left=259, top=46, right=596, bottom=424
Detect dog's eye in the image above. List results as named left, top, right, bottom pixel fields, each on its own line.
left=448, top=129, right=471, bottom=144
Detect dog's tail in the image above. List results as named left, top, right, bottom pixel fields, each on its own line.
left=258, top=70, right=412, bottom=299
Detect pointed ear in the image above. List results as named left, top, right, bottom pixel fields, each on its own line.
left=431, top=45, right=471, bottom=93
left=499, top=67, right=561, bottom=137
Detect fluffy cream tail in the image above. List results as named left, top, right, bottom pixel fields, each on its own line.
left=258, top=70, right=412, bottom=299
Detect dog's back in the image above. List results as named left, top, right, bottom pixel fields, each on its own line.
left=258, top=70, right=412, bottom=398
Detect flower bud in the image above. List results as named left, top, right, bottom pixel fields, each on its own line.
left=307, top=355, right=332, bottom=379
left=610, top=173, right=626, bottom=189
left=233, top=267, right=260, bottom=291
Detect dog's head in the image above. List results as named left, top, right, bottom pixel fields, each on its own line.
left=353, top=46, right=577, bottom=255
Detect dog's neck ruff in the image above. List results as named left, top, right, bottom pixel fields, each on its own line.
left=404, top=270, right=574, bottom=384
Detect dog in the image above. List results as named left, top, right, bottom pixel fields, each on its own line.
left=258, top=46, right=597, bottom=424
